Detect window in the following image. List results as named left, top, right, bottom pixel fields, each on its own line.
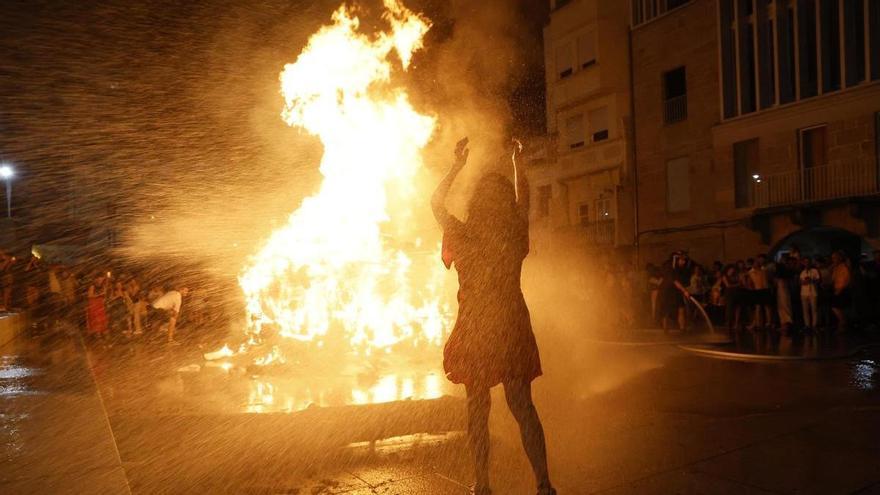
left=757, top=0, right=777, bottom=109
left=557, top=43, right=574, bottom=79
left=538, top=185, right=552, bottom=218
left=777, top=0, right=797, bottom=104
left=734, top=139, right=759, bottom=208
left=720, top=1, right=738, bottom=118
left=871, top=1, right=880, bottom=80
left=577, top=32, right=597, bottom=69
left=632, top=0, right=690, bottom=26
left=800, top=125, right=827, bottom=169
left=738, top=0, right=757, bottom=113
left=721, top=0, right=879, bottom=119
left=843, top=0, right=866, bottom=87
left=566, top=114, right=585, bottom=149
left=663, top=66, right=687, bottom=124
left=820, top=0, right=842, bottom=93
left=578, top=203, right=590, bottom=227
left=876, top=113, right=880, bottom=169
left=589, top=107, right=609, bottom=142
left=797, top=0, right=819, bottom=98
left=666, top=157, right=691, bottom=212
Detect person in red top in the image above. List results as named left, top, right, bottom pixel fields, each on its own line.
left=432, top=138, right=554, bottom=495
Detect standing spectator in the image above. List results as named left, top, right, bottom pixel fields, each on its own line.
left=816, top=256, right=833, bottom=328
left=618, top=269, right=636, bottom=328
left=830, top=251, right=852, bottom=332
left=86, top=273, right=109, bottom=338
left=747, top=257, right=773, bottom=330
left=0, top=252, right=14, bottom=310
left=687, top=265, right=709, bottom=328
left=646, top=263, right=662, bottom=324
left=720, top=265, right=743, bottom=331
left=799, top=257, right=821, bottom=330
left=60, top=268, right=77, bottom=306
left=108, top=279, right=129, bottom=335
left=130, top=291, right=148, bottom=336
left=775, top=254, right=794, bottom=332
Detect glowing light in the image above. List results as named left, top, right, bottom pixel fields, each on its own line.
left=0, top=165, right=13, bottom=179
left=238, top=1, right=451, bottom=356
left=204, top=344, right=235, bottom=361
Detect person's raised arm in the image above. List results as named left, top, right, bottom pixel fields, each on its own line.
left=431, top=137, right=468, bottom=229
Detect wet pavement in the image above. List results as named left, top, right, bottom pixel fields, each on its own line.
left=2, top=323, right=880, bottom=494
left=681, top=329, right=879, bottom=361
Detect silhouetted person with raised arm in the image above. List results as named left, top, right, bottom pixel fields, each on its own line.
left=432, top=137, right=555, bottom=495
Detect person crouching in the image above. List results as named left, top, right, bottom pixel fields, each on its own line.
left=148, top=286, right=189, bottom=344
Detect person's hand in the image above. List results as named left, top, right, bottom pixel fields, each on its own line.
left=453, top=137, right=469, bottom=170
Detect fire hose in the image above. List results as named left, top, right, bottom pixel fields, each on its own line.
left=685, top=293, right=716, bottom=334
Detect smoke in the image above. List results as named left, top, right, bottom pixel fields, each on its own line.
left=415, top=0, right=546, bottom=215
left=114, top=0, right=549, bottom=276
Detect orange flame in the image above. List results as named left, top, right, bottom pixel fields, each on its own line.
left=239, top=1, right=451, bottom=356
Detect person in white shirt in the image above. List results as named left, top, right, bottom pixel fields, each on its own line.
left=799, top=257, right=821, bottom=330
left=149, top=287, right=189, bottom=344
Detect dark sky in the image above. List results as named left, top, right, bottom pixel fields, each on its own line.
left=0, top=0, right=548, bottom=231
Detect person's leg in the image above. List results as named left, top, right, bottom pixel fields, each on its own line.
left=465, top=383, right=491, bottom=493
left=832, top=307, right=846, bottom=332
left=504, top=379, right=553, bottom=492
left=801, top=296, right=811, bottom=328
left=751, top=304, right=762, bottom=329
left=651, top=290, right=658, bottom=323
left=678, top=306, right=687, bottom=331
left=167, top=315, right=177, bottom=343
left=809, top=295, right=819, bottom=330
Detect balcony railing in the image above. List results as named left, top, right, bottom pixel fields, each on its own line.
left=583, top=219, right=615, bottom=245
left=664, top=95, right=687, bottom=124
left=751, top=160, right=880, bottom=208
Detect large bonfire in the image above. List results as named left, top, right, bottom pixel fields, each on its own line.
left=237, top=0, right=452, bottom=364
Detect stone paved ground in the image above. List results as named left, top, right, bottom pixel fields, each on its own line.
left=2, top=324, right=880, bottom=494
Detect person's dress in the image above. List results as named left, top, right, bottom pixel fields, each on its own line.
left=440, top=214, right=542, bottom=388
left=86, top=295, right=108, bottom=334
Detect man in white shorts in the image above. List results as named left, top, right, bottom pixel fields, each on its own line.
left=149, top=286, right=189, bottom=344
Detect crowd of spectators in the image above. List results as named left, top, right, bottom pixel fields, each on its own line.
left=0, top=250, right=207, bottom=346
left=644, top=245, right=878, bottom=334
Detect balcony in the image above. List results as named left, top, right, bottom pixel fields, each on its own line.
left=663, top=95, right=687, bottom=124
left=751, top=160, right=880, bottom=209
left=583, top=219, right=615, bottom=246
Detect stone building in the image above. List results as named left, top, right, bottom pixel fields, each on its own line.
left=631, top=0, right=880, bottom=264
left=529, top=0, right=636, bottom=256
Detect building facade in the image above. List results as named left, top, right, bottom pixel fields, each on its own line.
left=529, top=0, right=636, bottom=256
left=632, top=0, right=880, bottom=264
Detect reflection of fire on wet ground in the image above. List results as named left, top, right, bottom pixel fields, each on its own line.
left=183, top=339, right=454, bottom=415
